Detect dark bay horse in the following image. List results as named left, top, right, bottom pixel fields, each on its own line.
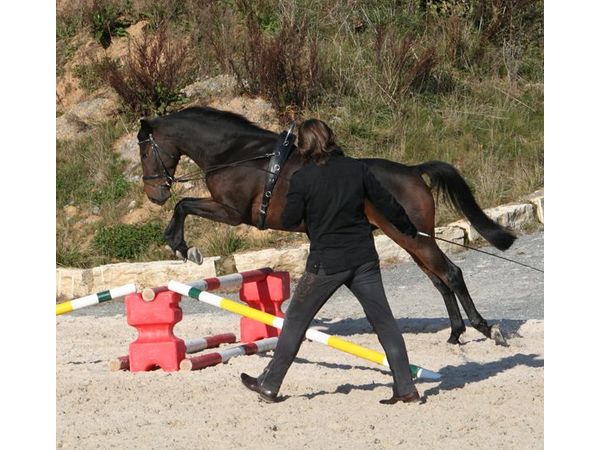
left=137, top=106, right=515, bottom=346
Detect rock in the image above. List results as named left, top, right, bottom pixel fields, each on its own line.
left=56, top=267, right=94, bottom=301
left=56, top=113, right=92, bottom=140
left=68, top=97, right=119, bottom=124
left=447, top=218, right=480, bottom=243
left=524, top=189, right=544, bottom=224
left=113, top=132, right=140, bottom=175
left=234, top=244, right=309, bottom=275
left=207, top=96, right=280, bottom=132
left=449, top=202, right=539, bottom=243
left=56, top=98, right=119, bottom=141
left=182, top=74, right=238, bottom=101
left=483, top=203, right=536, bottom=231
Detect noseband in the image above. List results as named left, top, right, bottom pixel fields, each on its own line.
left=138, top=134, right=193, bottom=188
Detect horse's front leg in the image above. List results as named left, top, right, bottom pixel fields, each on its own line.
left=164, top=197, right=243, bottom=263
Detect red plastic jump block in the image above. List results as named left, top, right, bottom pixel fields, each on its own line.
left=125, top=290, right=186, bottom=372
left=239, top=271, right=290, bottom=343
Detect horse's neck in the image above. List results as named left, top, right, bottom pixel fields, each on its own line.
left=181, top=128, right=276, bottom=168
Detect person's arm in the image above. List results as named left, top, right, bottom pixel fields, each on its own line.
left=362, top=164, right=417, bottom=237
left=281, top=171, right=306, bottom=229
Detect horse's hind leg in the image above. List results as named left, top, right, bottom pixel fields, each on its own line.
left=415, top=240, right=507, bottom=345
left=409, top=254, right=466, bottom=344
left=373, top=216, right=508, bottom=346
left=441, top=255, right=508, bottom=346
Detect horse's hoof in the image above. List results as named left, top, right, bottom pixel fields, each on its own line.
left=491, top=324, right=509, bottom=347
left=187, top=247, right=204, bottom=265
left=175, top=250, right=187, bottom=262
left=447, top=335, right=461, bottom=345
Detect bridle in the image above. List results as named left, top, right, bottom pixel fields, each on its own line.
left=138, top=133, right=201, bottom=188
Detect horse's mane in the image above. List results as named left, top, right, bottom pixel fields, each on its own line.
left=171, top=106, right=274, bottom=135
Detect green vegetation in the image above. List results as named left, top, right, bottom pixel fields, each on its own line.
left=204, top=227, right=248, bottom=257
left=93, top=223, right=164, bottom=259
left=56, top=0, right=543, bottom=267
left=56, top=121, right=131, bottom=208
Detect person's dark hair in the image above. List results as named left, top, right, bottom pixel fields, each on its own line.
left=297, top=119, right=344, bottom=165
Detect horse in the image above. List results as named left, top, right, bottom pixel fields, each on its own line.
left=137, top=106, right=515, bottom=346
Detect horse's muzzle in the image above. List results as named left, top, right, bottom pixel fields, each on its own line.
left=144, top=184, right=171, bottom=206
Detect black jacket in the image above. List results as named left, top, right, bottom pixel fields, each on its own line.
left=281, top=152, right=416, bottom=274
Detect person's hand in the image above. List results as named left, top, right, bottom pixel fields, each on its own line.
left=405, top=222, right=417, bottom=238
left=397, top=217, right=417, bottom=238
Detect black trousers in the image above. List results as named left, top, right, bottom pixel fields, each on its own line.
left=257, top=260, right=416, bottom=397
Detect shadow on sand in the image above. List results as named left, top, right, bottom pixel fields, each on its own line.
left=291, top=352, right=543, bottom=401
left=313, top=316, right=530, bottom=340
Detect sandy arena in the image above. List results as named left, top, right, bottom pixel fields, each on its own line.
left=56, top=308, right=543, bottom=449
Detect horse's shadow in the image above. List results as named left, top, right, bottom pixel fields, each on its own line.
left=290, top=352, right=543, bottom=401
left=312, top=316, right=529, bottom=339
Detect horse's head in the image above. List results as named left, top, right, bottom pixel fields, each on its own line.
left=137, top=119, right=181, bottom=205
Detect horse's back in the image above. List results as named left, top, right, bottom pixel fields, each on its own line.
left=360, top=158, right=434, bottom=226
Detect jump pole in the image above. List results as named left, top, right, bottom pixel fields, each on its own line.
left=168, top=280, right=441, bottom=381
left=140, top=268, right=274, bottom=302
left=180, top=337, right=278, bottom=371
left=109, top=332, right=237, bottom=371
left=58, top=269, right=273, bottom=315
left=56, top=283, right=137, bottom=316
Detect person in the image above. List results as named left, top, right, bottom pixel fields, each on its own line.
left=241, top=119, right=421, bottom=404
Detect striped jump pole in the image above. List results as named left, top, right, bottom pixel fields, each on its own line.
left=139, top=268, right=275, bottom=302
left=180, top=337, right=279, bottom=371
left=188, top=267, right=273, bottom=291
left=56, top=283, right=137, bottom=316
left=109, top=332, right=237, bottom=371
left=168, top=280, right=441, bottom=381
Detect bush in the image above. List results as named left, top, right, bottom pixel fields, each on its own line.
left=101, top=25, right=196, bottom=116
left=93, top=223, right=165, bottom=259
left=230, top=4, right=322, bottom=119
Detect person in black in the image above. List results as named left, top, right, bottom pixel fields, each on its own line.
left=241, top=119, right=421, bottom=404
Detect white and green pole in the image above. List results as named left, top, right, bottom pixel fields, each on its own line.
left=56, top=283, right=137, bottom=316
left=168, top=280, right=441, bottom=381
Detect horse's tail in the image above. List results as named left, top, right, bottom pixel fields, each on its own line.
left=416, top=160, right=516, bottom=251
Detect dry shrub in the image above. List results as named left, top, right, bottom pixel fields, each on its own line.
left=230, top=5, right=322, bottom=120
left=102, top=25, right=196, bottom=116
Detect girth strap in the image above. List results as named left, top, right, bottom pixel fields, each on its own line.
left=257, top=130, right=296, bottom=229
